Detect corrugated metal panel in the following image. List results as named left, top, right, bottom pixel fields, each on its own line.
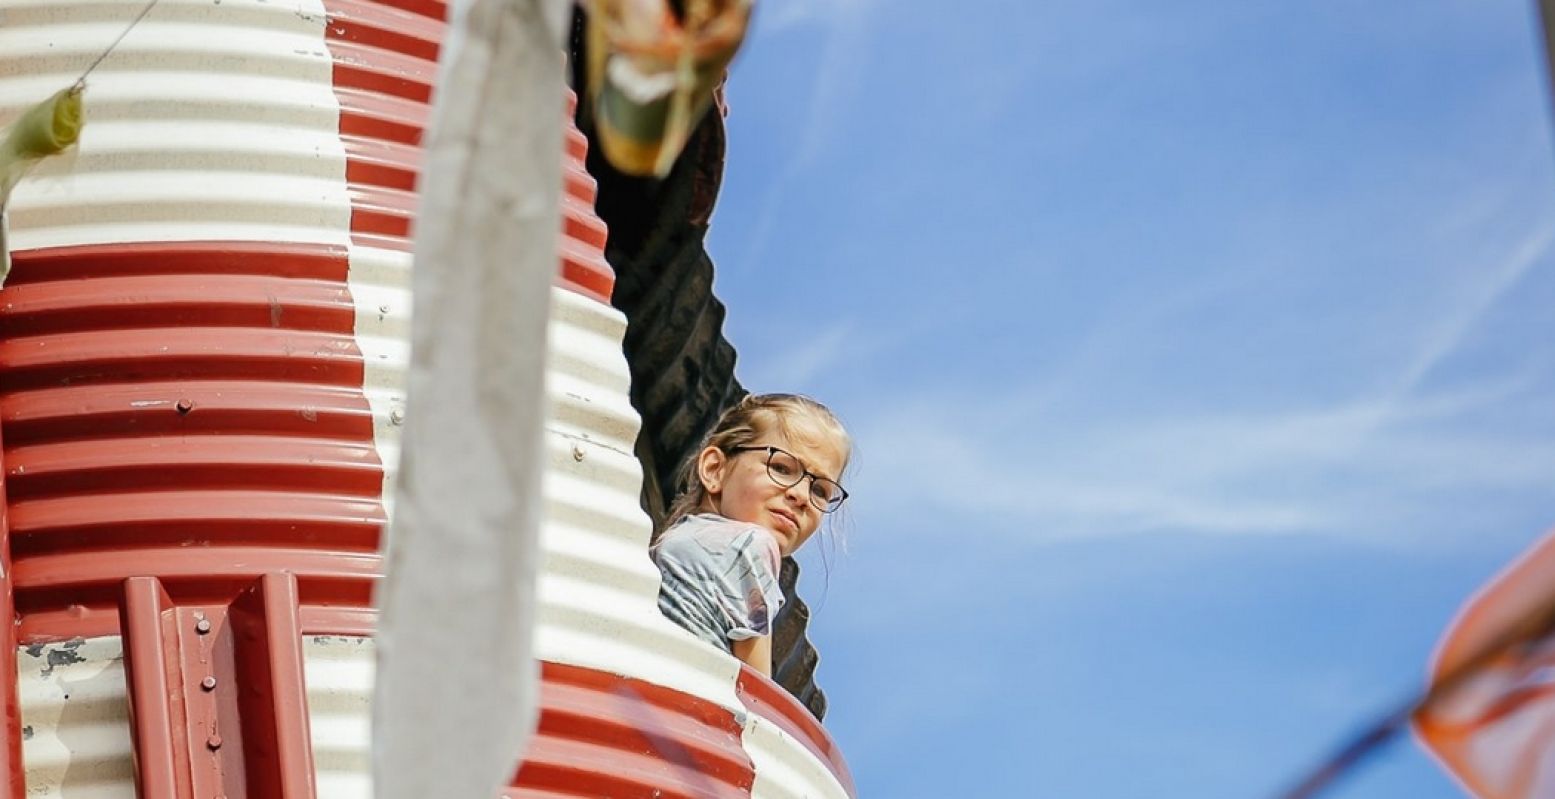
left=302, top=636, right=757, bottom=799
left=535, top=287, right=745, bottom=709
left=0, top=0, right=350, bottom=251
left=0, top=240, right=385, bottom=644
left=15, top=637, right=133, bottom=797
left=1, top=2, right=855, bottom=797
left=738, top=668, right=856, bottom=799
left=301, top=635, right=373, bottom=798
left=511, top=661, right=751, bottom=799
left=744, top=719, right=850, bottom=799
left=0, top=0, right=381, bottom=641
left=321, top=0, right=616, bottom=518
left=320, top=0, right=428, bottom=515
left=0, top=3, right=376, bottom=795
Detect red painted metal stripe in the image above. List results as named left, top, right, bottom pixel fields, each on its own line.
left=509, top=662, right=755, bottom=799
left=0, top=274, right=358, bottom=338
left=18, top=545, right=379, bottom=642
left=1, top=245, right=386, bottom=648
left=324, top=0, right=443, bottom=59
left=1, top=381, right=376, bottom=446
left=9, top=490, right=385, bottom=558
left=337, top=94, right=427, bottom=148
left=558, top=235, right=615, bottom=306
left=354, top=0, right=445, bottom=25
left=0, top=411, right=20, bottom=799
left=329, top=41, right=436, bottom=102
left=737, top=665, right=858, bottom=798
left=0, top=328, right=366, bottom=390
left=343, top=137, right=420, bottom=192
left=0, top=242, right=350, bottom=285
left=320, top=0, right=618, bottom=301
left=5, top=436, right=383, bottom=501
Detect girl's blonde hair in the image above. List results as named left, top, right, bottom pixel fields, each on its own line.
left=657, top=393, right=851, bottom=538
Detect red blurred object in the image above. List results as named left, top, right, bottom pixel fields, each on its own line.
left=1415, top=530, right=1555, bottom=799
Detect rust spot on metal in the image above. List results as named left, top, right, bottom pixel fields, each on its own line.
left=37, top=638, right=87, bottom=677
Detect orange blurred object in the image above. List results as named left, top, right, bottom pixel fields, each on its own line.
left=1415, top=529, right=1555, bottom=798
left=584, top=0, right=750, bottom=176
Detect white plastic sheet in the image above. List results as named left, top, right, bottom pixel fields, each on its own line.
left=371, top=0, right=570, bottom=796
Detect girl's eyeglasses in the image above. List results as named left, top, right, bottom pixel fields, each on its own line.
left=728, top=445, right=849, bottom=513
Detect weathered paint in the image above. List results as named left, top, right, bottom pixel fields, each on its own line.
left=15, top=637, right=134, bottom=796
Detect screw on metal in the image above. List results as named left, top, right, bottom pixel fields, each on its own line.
left=201, top=676, right=217, bottom=691
left=572, top=444, right=586, bottom=462
left=206, top=734, right=222, bottom=751
left=175, top=399, right=193, bottom=415
left=195, top=618, right=211, bottom=634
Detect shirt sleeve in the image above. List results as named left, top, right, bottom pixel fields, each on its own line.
left=653, top=517, right=787, bottom=647
left=718, top=529, right=784, bottom=641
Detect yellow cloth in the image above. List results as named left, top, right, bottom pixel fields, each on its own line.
left=0, top=85, right=85, bottom=284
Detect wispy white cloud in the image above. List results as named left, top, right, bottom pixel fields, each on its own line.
left=737, top=321, right=857, bottom=390
left=751, top=0, right=874, bottom=35
left=729, top=0, right=876, bottom=273
left=853, top=198, right=1555, bottom=546
left=1388, top=218, right=1555, bottom=400
left=850, top=361, right=1552, bottom=545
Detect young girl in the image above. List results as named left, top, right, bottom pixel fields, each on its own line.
left=651, top=393, right=851, bottom=676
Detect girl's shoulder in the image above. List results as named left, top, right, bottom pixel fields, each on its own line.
left=656, top=514, right=780, bottom=566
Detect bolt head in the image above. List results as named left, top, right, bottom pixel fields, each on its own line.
left=201, top=676, right=218, bottom=691
left=195, top=619, right=212, bottom=634
left=206, top=734, right=222, bottom=751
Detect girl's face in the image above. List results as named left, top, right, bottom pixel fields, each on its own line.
left=698, top=424, right=848, bottom=557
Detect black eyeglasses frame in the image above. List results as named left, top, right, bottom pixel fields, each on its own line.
left=727, top=445, right=849, bottom=513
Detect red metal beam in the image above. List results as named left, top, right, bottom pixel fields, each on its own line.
left=227, top=573, right=318, bottom=798
left=0, top=408, right=24, bottom=798
left=119, top=574, right=318, bottom=799
left=119, top=576, right=197, bottom=799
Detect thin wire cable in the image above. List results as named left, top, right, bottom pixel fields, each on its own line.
left=73, top=0, right=162, bottom=89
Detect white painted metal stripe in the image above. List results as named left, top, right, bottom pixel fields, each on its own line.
left=0, top=0, right=348, bottom=252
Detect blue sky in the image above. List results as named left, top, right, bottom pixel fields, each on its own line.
left=702, top=2, right=1555, bottom=797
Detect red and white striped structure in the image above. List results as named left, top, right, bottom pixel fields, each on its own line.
left=0, top=0, right=855, bottom=795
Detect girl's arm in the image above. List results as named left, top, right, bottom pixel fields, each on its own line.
left=732, top=634, right=772, bottom=676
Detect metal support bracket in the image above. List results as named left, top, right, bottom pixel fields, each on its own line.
left=119, top=572, right=318, bottom=799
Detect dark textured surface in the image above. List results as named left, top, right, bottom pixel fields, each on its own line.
left=569, top=15, right=828, bottom=720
